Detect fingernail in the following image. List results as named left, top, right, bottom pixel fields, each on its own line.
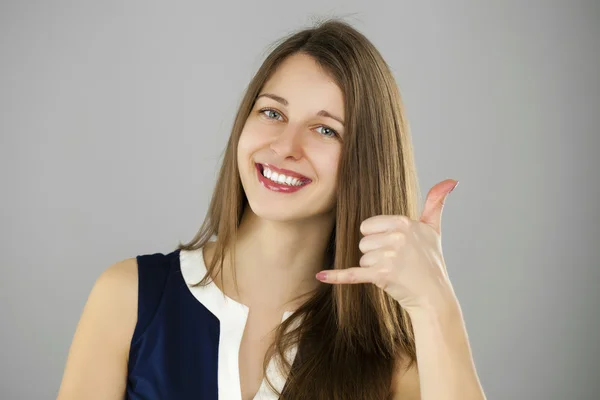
left=316, top=271, right=327, bottom=281
left=449, top=181, right=459, bottom=193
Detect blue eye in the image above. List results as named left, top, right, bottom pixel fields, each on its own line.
left=260, top=108, right=283, bottom=121
left=315, top=126, right=338, bottom=138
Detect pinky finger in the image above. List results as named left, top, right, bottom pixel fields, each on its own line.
left=316, top=267, right=373, bottom=285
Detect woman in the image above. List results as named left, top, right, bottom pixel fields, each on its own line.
left=57, top=19, right=485, bottom=400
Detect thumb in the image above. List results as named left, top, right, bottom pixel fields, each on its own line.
left=419, top=180, right=459, bottom=234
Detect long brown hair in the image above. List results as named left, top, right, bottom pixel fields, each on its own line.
left=177, top=18, right=422, bottom=399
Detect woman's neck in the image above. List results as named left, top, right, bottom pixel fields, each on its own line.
left=222, top=207, right=335, bottom=311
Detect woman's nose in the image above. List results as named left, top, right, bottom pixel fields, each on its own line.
left=269, top=124, right=305, bottom=159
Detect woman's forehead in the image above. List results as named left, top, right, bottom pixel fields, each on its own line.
left=260, top=54, right=344, bottom=114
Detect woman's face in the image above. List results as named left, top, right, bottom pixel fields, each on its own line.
left=237, top=53, right=345, bottom=223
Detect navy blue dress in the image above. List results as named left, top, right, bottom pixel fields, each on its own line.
left=126, top=246, right=297, bottom=400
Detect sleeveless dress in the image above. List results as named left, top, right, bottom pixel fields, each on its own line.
left=126, top=245, right=299, bottom=399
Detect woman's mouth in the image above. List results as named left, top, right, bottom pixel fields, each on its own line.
left=255, top=163, right=311, bottom=193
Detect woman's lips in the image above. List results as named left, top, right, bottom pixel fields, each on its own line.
left=255, top=163, right=311, bottom=193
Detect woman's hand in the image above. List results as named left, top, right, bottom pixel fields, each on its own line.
left=316, top=179, right=460, bottom=314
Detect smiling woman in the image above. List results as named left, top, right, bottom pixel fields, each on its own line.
left=57, top=18, right=485, bottom=400
left=238, top=52, right=344, bottom=221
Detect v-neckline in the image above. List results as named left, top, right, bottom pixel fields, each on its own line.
left=238, top=310, right=295, bottom=400
left=179, top=246, right=297, bottom=400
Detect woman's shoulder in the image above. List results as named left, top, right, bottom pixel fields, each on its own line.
left=56, top=258, right=140, bottom=398
left=78, top=257, right=140, bottom=349
left=88, top=257, right=140, bottom=339
left=98, top=257, right=139, bottom=291
left=90, top=258, right=140, bottom=317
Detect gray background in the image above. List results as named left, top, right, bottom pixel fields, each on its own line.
left=1, top=0, right=598, bottom=399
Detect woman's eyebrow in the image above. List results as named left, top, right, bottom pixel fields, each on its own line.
left=256, top=92, right=345, bottom=126
left=257, top=93, right=288, bottom=106
left=316, top=110, right=344, bottom=126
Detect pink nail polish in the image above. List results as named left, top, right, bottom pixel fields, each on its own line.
left=316, top=272, right=327, bottom=281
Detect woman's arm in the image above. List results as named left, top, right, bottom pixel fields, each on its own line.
left=56, top=259, right=138, bottom=400
left=393, top=296, right=485, bottom=400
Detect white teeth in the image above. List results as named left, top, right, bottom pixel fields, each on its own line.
left=261, top=167, right=305, bottom=186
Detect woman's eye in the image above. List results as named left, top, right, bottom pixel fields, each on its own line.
left=261, top=109, right=283, bottom=121
left=259, top=108, right=338, bottom=138
left=315, top=126, right=338, bottom=138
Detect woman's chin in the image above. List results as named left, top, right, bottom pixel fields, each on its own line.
left=246, top=200, right=335, bottom=224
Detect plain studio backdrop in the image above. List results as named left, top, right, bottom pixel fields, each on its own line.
left=1, top=1, right=598, bottom=399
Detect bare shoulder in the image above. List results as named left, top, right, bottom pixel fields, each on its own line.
left=83, top=257, right=139, bottom=330
left=391, top=357, right=421, bottom=400
left=96, top=257, right=139, bottom=296
left=57, top=258, right=139, bottom=400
